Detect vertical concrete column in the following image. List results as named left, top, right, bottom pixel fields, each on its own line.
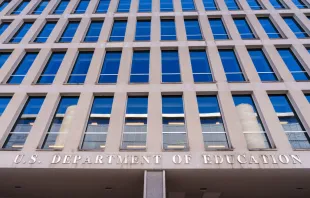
left=222, top=14, right=241, bottom=40
left=147, top=91, right=162, bottom=152
left=151, top=15, right=160, bottom=42
left=0, top=48, right=24, bottom=83
left=47, top=17, right=68, bottom=43
left=238, top=0, right=251, bottom=10
left=98, top=16, right=114, bottom=42
left=131, top=0, right=139, bottom=13
left=291, top=44, right=310, bottom=73
left=173, top=0, right=182, bottom=12
left=42, top=0, right=59, bottom=15
left=179, top=46, right=194, bottom=84
left=108, top=0, right=120, bottom=13
left=86, top=0, right=98, bottom=14
left=149, top=46, right=161, bottom=84
left=194, top=0, right=205, bottom=12
left=294, top=13, right=310, bottom=36
left=246, top=14, right=270, bottom=40
left=216, top=0, right=229, bottom=11
left=207, top=45, right=227, bottom=82
left=199, top=15, right=214, bottom=41
left=175, top=15, right=187, bottom=41
left=105, top=92, right=127, bottom=152
left=125, top=16, right=136, bottom=42
left=117, top=47, right=133, bottom=85
left=153, top=0, right=160, bottom=12
left=19, top=0, right=38, bottom=16
left=144, top=171, right=165, bottom=198
left=269, top=13, right=296, bottom=39
left=0, top=18, right=23, bottom=43
left=64, top=0, right=79, bottom=15
left=85, top=48, right=105, bottom=85
left=21, top=18, right=46, bottom=44
left=282, top=0, right=299, bottom=9
left=0, top=0, right=19, bottom=17
left=72, top=17, right=91, bottom=43
left=261, top=0, right=277, bottom=10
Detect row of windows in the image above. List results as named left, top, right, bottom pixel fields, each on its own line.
left=0, top=92, right=310, bottom=150
left=1, top=14, right=309, bottom=44
left=0, top=46, right=309, bottom=84
left=0, top=0, right=309, bottom=16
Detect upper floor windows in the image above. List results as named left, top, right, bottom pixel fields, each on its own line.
left=11, top=0, right=30, bottom=15
left=160, top=0, right=173, bottom=12
left=189, top=50, right=213, bottom=82
left=0, top=96, right=11, bottom=116
left=67, top=51, right=93, bottom=84
left=53, top=0, right=69, bottom=14
left=9, top=22, right=33, bottom=43
left=269, top=0, right=287, bottom=9
left=0, top=1, right=10, bottom=12
left=202, top=0, right=218, bottom=11
left=0, top=52, right=11, bottom=69
left=247, top=0, right=263, bottom=10
left=130, top=51, right=150, bottom=83
left=0, top=22, right=11, bottom=35
left=58, top=21, right=80, bottom=43
left=109, top=21, right=127, bottom=42
left=209, top=18, right=229, bottom=40
left=98, top=51, right=122, bottom=83
left=135, top=20, right=151, bottom=41
left=181, top=0, right=196, bottom=11
left=117, top=0, right=131, bottom=12
left=292, top=0, right=309, bottom=9
left=258, top=17, right=282, bottom=39
left=219, top=49, right=245, bottom=82
left=139, top=0, right=152, bottom=12
left=84, top=21, right=104, bottom=42
left=162, top=50, right=181, bottom=83
left=233, top=18, right=256, bottom=39
left=74, top=0, right=90, bottom=14
left=161, top=19, right=176, bottom=40
left=34, top=21, right=57, bottom=43
left=184, top=19, right=202, bottom=40
left=224, top=0, right=240, bottom=10
left=283, top=17, right=309, bottom=39
left=32, top=0, right=49, bottom=15
left=96, top=0, right=110, bottom=13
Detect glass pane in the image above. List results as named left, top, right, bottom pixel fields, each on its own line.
left=9, top=22, right=33, bottom=43
left=162, top=51, right=181, bottom=83
left=34, top=22, right=57, bottom=43
left=161, top=20, right=176, bottom=40
left=258, top=17, right=282, bottom=39
left=109, top=21, right=127, bottom=41
left=190, top=50, right=213, bottom=82
left=209, top=18, right=229, bottom=40
left=74, top=0, right=90, bottom=14
left=99, top=51, right=122, bottom=83
left=184, top=19, right=202, bottom=40
left=234, top=18, right=255, bottom=39
left=130, top=51, right=149, bottom=83
left=135, top=20, right=151, bottom=41
left=219, top=50, right=245, bottom=82
left=84, top=21, right=104, bottom=42
left=53, top=0, right=69, bottom=14
left=67, top=52, right=93, bottom=84
left=96, top=0, right=110, bottom=13
left=59, top=21, right=80, bottom=42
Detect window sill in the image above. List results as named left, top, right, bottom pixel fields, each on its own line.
left=162, top=148, right=190, bottom=152
left=227, top=81, right=249, bottom=83
left=78, top=149, right=105, bottom=152
left=95, top=82, right=117, bottom=85
left=36, top=148, right=63, bottom=151
left=248, top=148, right=277, bottom=151
left=194, top=81, right=216, bottom=84
left=63, top=83, right=85, bottom=85
left=161, top=82, right=183, bottom=84
left=0, top=148, right=21, bottom=151
left=293, top=149, right=310, bottom=151
left=119, top=148, right=147, bottom=152
left=205, top=148, right=234, bottom=151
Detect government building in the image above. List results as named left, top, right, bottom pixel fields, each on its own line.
left=0, top=0, right=310, bottom=197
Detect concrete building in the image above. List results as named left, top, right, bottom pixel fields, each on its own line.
left=0, top=0, right=310, bottom=197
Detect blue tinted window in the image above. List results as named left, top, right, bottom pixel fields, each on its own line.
left=209, top=18, right=229, bottom=40
left=91, top=97, right=113, bottom=114
left=162, top=96, right=184, bottom=114
left=99, top=51, right=122, bottom=83
left=234, top=18, right=255, bottom=39
left=0, top=1, right=10, bottom=12
left=224, top=0, right=240, bottom=10
left=32, top=0, right=49, bottom=14
left=305, top=94, right=310, bottom=103
left=181, top=0, right=195, bottom=11
left=109, top=21, right=127, bottom=42
left=130, top=51, right=149, bottom=83
left=308, top=48, right=310, bottom=53
left=219, top=49, right=245, bottom=82
left=162, top=51, right=181, bottom=83
left=197, top=96, right=220, bottom=113
left=74, top=0, right=90, bottom=14
left=184, top=19, right=202, bottom=40
left=258, top=17, right=282, bottom=39
left=160, top=0, right=173, bottom=12
left=117, top=0, right=131, bottom=12
left=68, top=52, right=93, bottom=84
left=248, top=49, right=277, bottom=82
left=0, top=96, right=11, bottom=116
left=53, top=0, right=69, bottom=14
left=56, top=97, right=79, bottom=114
left=278, top=49, right=309, bottom=81
left=269, top=95, right=310, bottom=149
left=126, top=97, right=148, bottom=114
left=270, top=0, right=286, bottom=9
left=161, top=19, right=176, bottom=40
left=34, top=21, right=56, bottom=43
left=96, top=0, right=110, bottom=13
left=247, top=0, right=263, bottom=10
left=190, top=50, right=213, bottom=82
left=135, top=20, right=151, bottom=41
left=9, top=22, right=33, bottom=43
left=283, top=17, right=309, bottom=38
left=0, top=22, right=11, bottom=35
left=37, top=52, right=66, bottom=84
left=0, top=52, right=11, bottom=69
left=84, top=21, right=103, bottom=42
left=203, top=0, right=218, bottom=10
left=11, top=0, right=30, bottom=15
left=7, top=52, right=38, bottom=84
left=292, top=0, right=308, bottom=8
left=58, top=21, right=80, bottom=42
left=139, top=0, right=152, bottom=12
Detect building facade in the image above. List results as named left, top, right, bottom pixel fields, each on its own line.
left=0, top=0, right=310, bottom=197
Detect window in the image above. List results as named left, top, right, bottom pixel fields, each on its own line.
left=270, top=0, right=286, bottom=9
left=283, top=17, right=309, bottom=39
left=184, top=19, right=202, bottom=40
left=83, top=21, right=104, bottom=42
left=162, top=96, right=188, bottom=150
left=0, top=1, right=10, bottom=12
left=67, top=51, right=93, bottom=84
left=269, top=95, right=310, bottom=149
left=305, top=94, right=310, bottom=103
left=135, top=20, right=151, bottom=41
left=160, top=0, right=173, bottom=12
left=209, top=18, right=229, bottom=40
left=98, top=51, right=122, bottom=83
left=53, top=0, right=69, bottom=14
left=248, top=49, right=278, bottom=82
left=34, top=21, right=57, bottom=43
left=3, top=97, right=45, bottom=150
left=9, top=22, right=33, bottom=43
left=292, top=0, right=308, bottom=9
left=130, top=51, right=150, bottom=83
left=11, top=0, right=30, bottom=15
left=0, top=22, right=11, bottom=35
left=162, top=50, right=181, bottom=83
left=277, top=49, right=310, bottom=81
left=0, top=52, right=11, bottom=69
left=219, top=49, right=245, bottom=82
left=96, top=0, right=110, bottom=13
left=139, top=0, right=152, bottom=12
left=308, top=48, right=310, bottom=53
left=0, top=96, right=12, bottom=116
left=258, top=17, right=282, bottom=39
left=224, top=0, right=240, bottom=10
left=202, top=0, right=218, bottom=10
left=247, top=0, right=263, bottom=10
left=197, top=95, right=229, bottom=149
left=81, top=96, right=113, bottom=150
left=58, top=21, right=80, bottom=42
left=37, top=52, right=66, bottom=84
left=74, top=0, right=90, bottom=14
left=190, top=50, right=213, bottom=82
left=234, top=18, right=256, bottom=39
left=233, top=95, right=272, bottom=149
left=117, top=0, right=131, bottom=12
left=109, top=21, right=127, bottom=42
left=42, top=96, right=79, bottom=150
left=181, top=0, right=195, bottom=11
left=161, top=19, right=176, bottom=40
left=121, top=96, right=148, bottom=150
left=7, top=52, right=38, bottom=84
left=32, top=0, right=49, bottom=15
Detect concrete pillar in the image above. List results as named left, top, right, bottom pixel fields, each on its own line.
left=144, top=171, right=165, bottom=198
